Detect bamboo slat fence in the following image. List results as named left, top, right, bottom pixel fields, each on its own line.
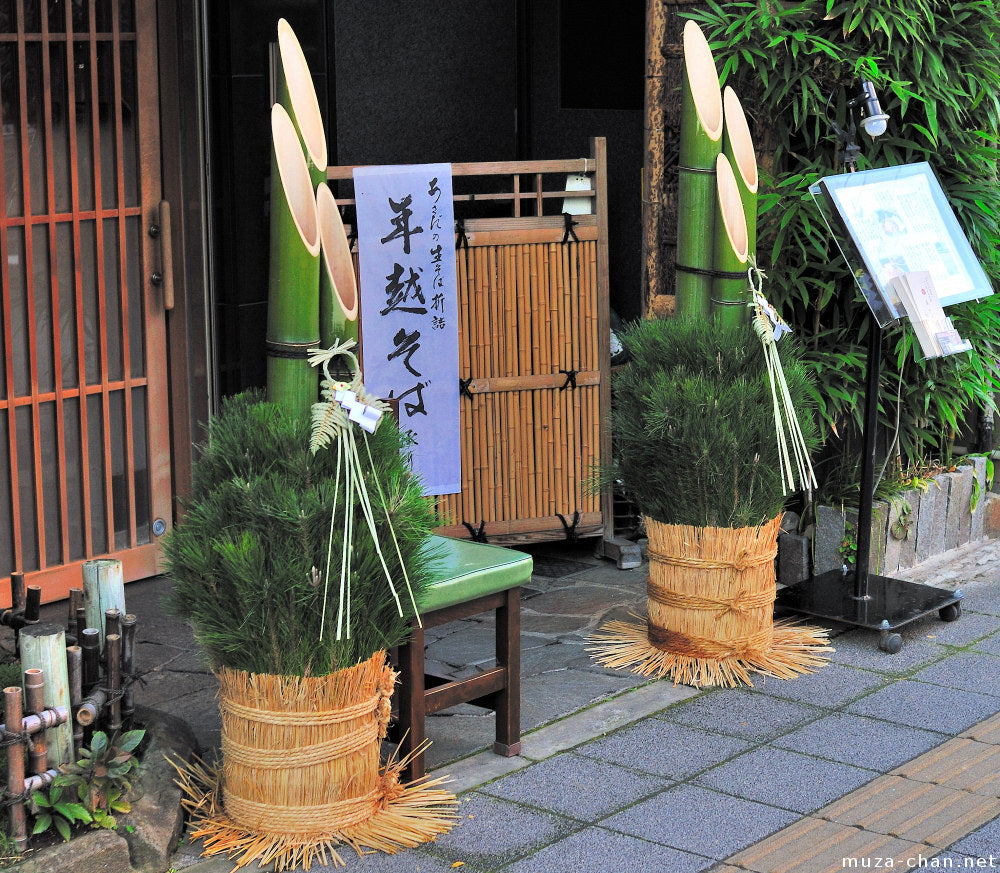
left=327, top=138, right=613, bottom=545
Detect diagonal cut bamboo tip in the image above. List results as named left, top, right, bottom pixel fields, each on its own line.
left=317, top=183, right=359, bottom=320
left=277, top=17, right=328, bottom=172
left=271, top=102, right=321, bottom=256
left=716, top=154, right=749, bottom=263
left=723, top=87, right=759, bottom=193
left=683, top=20, right=723, bottom=140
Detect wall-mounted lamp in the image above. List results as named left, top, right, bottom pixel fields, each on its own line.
left=855, top=81, right=889, bottom=139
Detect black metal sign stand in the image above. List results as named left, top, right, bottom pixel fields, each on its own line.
left=775, top=317, right=963, bottom=652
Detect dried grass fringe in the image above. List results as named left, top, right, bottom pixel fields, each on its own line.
left=169, top=653, right=457, bottom=871
left=589, top=516, right=831, bottom=688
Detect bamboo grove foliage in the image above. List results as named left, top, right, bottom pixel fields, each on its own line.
left=611, top=317, right=819, bottom=529
left=686, top=0, right=1000, bottom=481
left=165, top=392, right=437, bottom=676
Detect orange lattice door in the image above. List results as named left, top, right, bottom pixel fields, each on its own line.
left=0, top=0, right=171, bottom=603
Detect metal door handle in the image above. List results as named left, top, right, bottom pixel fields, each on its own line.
left=149, top=200, right=175, bottom=310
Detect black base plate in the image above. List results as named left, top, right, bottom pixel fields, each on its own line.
left=776, top=570, right=961, bottom=631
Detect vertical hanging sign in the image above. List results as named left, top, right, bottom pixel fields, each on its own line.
left=355, top=163, right=460, bottom=495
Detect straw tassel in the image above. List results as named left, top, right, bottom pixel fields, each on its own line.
left=169, top=653, right=457, bottom=871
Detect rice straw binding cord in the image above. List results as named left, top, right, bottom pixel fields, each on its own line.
left=170, top=653, right=457, bottom=871
left=590, top=516, right=830, bottom=688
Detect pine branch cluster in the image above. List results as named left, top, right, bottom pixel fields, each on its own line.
left=612, top=318, right=819, bottom=529
left=164, top=391, right=437, bottom=676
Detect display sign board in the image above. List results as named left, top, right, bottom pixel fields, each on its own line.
left=810, top=162, right=993, bottom=327
left=355, top=163, right=460, bottom=495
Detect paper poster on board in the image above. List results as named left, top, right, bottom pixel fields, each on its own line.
left=354, top=163, right=460, bottom=496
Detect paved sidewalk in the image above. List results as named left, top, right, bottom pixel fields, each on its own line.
left=103, top=536, right=1000, bottom=872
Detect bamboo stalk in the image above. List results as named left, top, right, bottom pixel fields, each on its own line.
left=67, top=587, right=82, bottom=643
left=316, top=183, right=359, bottom=349
left=20, top=625, right=71, bottom=767
left=66, top=644, right=83, bottom=755
left=24, top=586, right=40, bottom=623
left=105, top=634, right=121, bottom=736
left=82, top=558, right=125, bottom=652
left=266, top=102, right=322, bottom=421
left=80, top=628, right=100, bottom=694
left=675, top=20, right=724, bottom=320
left=4, top=686, right=26, bottom=853
left=275, top=18, right=328, bottom=187
left=10, top=572, right=25, bottom=613
left=722, top=87, right=759, bottom=258
left=711, top=154, right=750, bottom=329
left=121, top=613, right=136, bottom=729
left=104, top=607, right=121, bottom=642
left=22, top=669, right=46, bottom=774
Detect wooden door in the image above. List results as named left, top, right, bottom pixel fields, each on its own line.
left=0, top=0, right=172, bottom=603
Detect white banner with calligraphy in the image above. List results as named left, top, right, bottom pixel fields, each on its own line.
left=354, top=163, right=460, bottom=495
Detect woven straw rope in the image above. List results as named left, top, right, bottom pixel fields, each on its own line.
left=223, top=788, right=380, bottom=833
left=646, top=580, right=775, bottom=615
left=647, top=544, right=776, bottom=573
left=648, top=625, right=772, bottom=659
left=219, top=692, right=379, bottom=725
left=221, top=720, right=379, bottom=770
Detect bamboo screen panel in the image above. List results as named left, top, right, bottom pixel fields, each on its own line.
left=328, top=139, right=612, bottom=545
left=0, top=0, right=171, bottom=603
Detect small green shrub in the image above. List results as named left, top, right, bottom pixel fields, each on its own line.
left=610, top=317, right=820, bottom=528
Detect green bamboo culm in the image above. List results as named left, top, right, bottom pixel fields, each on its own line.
left=275, top=17, right=328, bottom=188
left=675, top=19, right=724, bottom=321
left=711, top=154, right=750, bottom=329
left=609, top=317, right=819, bottom=530
left=164, top=391, right=438, bottom=677
left=722, top=86, right=758, bottom=258
left=317, top=182, right=360, bottom=352
left=266, top=102, right=322, bottom=422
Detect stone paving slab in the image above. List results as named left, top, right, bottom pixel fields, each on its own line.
left=752, top=661, right=889, bottom=708
left=772, top=711, right=948, bottom=771
left=599, top=784, right=798, bottom=860
left=693, top=746, right=875, bottom=814
left=891, top=737, right=1000, bottom=796
left=846, top=679, right=1000, bottom=735
left=824, top=628, right=948, bottom=675
left=481, top=752, right=670, bottom=822
left=500, top=827, right=715, bottom=873
left=659, top=688, right=825, bottom=743
left=909, top=650, right=1000, bottom=697
left=948, top=814, right=1000, bottom=859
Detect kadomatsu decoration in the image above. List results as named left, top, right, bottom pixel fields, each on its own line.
left=166, top=20, right=455, bottom=869
left=590, top=316, right=830, bottom=688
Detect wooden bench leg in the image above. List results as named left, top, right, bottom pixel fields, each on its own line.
left=397, top=622, right=426, bottom=782
left=494, top=586, right=521, bottom=757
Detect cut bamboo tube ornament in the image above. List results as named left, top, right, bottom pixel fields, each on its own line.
left=82, top=558, right=125, bottom=652
left=590, top=516, right=830, bottom=688
left=106, top=634, right=122, bottom=735
left=105, top=607, right=121, bottom=642
left=81, top=628, right=100, bottom=694
left=67, top=644, right=83, bottom=754
left=317, top=182, right=359, bottom=350
left=711, top=154, right=750, bottom=329
left=24, top=585, right=40, bottom=623
left=722, top=87, right=759, bottom=257
left=266, top=102, right=322, bottom=421
left=121, top=613, right=137, bottom=728
left=20, top=625, right=72, bottom=766
left=23, top=669, right=47, bottom=774
left=275, top=18, right=328, bottom=187
left=4, top=686, right=26, bottom=853
left=11, top=572, right=25, bottom=613
left=675, top=20, right=724, bottom=320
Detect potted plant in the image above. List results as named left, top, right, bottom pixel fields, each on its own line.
left=164, top=364, right=456, bottom=869
left=591, top=315, right=830, bottom=687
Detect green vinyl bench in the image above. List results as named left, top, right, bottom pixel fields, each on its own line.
left=395, top=535, right=533, bottom=781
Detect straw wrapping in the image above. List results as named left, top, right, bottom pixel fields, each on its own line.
left=221, top=721, right=380, bottom=770
left=645, top=580, right=775, bottom=615
left=219, top=692, right=381, bottom=726
left=647, top=625, right=771, bottom=659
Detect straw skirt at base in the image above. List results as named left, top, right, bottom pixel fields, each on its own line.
left=590, top=515, right=830, bottom=688
left=172, top=652, right=456, bottom=871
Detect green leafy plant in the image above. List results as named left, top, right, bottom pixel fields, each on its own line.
left=164, top=390, right=437, bottom=676
left=686, top=0, right=1000, bottom=478
left=839, top=518, right=858, bottom=564
left=30, top=783, right=93, bottom=842
left=608, top=317, right=820, bottom=528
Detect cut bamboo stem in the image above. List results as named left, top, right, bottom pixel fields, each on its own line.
left=66, top=644, right=83, bottom=754
left=275, top=18, right=328, bottom=187
left=82, top=558, right=125, bottom=652
left=104, top=607, right=121, bottom=642
left=121, top=613, right=136, bottom=729
left=317, top=183, right=359, bottom=349
left=106, top=634, right=122, bottom=736
left=4, top=686, right=25, bottom=853
left=20, top=624, right=72, bottom=767
left=10, top=572, right=25, bottom=613
left=81, top=627, right=100, bottom=694
left=675, top=20, right=724, bottom=320
left=23, top=669, right=47, bottom=774
left=711, top=154, right=750, bottom=329
left=722, top=87, right=759, bottom=258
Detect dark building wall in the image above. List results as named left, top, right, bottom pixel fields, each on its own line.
left=207, top=1, right=643, bottom=392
